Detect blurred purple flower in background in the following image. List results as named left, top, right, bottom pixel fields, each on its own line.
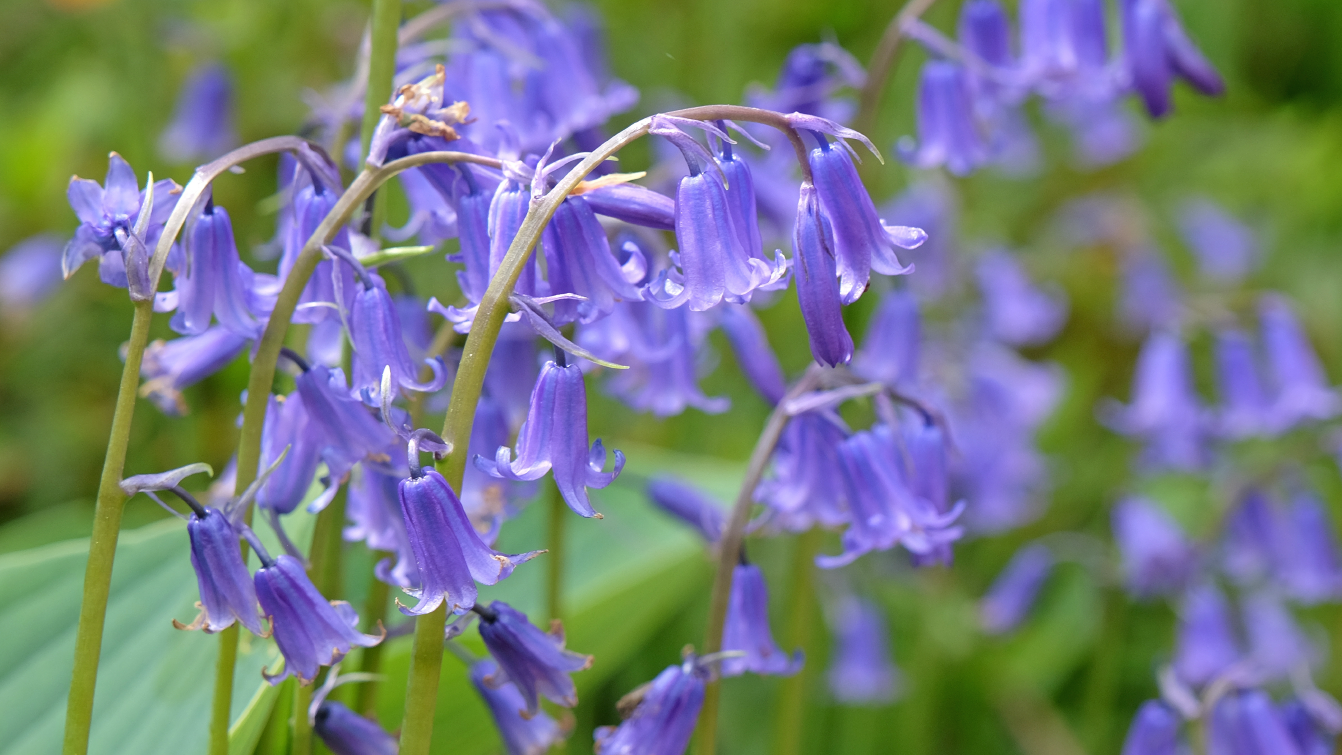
left=1177, top=197, right=1258, bottom=283
left=159, top=63, right=238, bottom=163
left=0, top=234, right=64, bottom=320
left=827, top=596, right=900, bottom=705
left=980, top=543, right=1054, bottom=635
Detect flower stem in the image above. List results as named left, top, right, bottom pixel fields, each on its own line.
left=292, top=683, right=315, bottom=755
left=854, top=0, right=941, bottom=139
left=208, top=626, right=240, bottom=754
left=695, top=367, right=823, bottom=755
left=62, top=298, right=154, bottom=755
left=359, top=0, right=402, bottom=162
left=546, top=480, right=567, bottom=623
left=770, top=527, right=823, bottom=755
left=355, top=562, right=392, bottom=717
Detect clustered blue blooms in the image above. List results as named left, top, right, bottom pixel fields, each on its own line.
left=44, top=0, right=1242, bottom=751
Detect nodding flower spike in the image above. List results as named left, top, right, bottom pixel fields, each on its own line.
left=541, top=195, right=643, bottom=324
left=349, top=271, right=446, bottom=400
left=827, top=596, right=900, bottom=705
left=645, top=477, right=726, bottom=544
left=396, top=468, right=541, bottom=616
left=471, top=659, right=569, bottom=755
left=717, top=304, right=786, bottom=405
left=1122, top=0, right=1225, bottom=118
left=593, top=655, right=710, bottom=755
left=255, top=392, right=326, bottom=517
left=808, top=132, right=920, bottom=303
left=477, top=361, right=624, bottom=518
left=898, top=61, right=990, bottom=178
left=646, top=116, right=787, bottom=311
left=255, top=554, right=383, bottom=684
left=979, top=543, right=1054, bottom=635
left=294, top=362, right=394, bottom=478
left=474, top=601, right=593, bottom=716
left=140, top=326, right=249, bottom=416
left=167, top=200, right=260, bottom=338
left=721, top=563, right=803, bottom=677
left=1119, top=700, right=1184, bottom=755
left=792, top=183, right=853, bottom=367
left=312, top=700, right=398, bottom=755
left=63, top=153, right=178, bottom=292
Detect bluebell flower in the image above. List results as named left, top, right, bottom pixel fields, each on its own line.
left=792, top=183, right=853, bottom=367
left=1112, top=497, right=1197, bottom=598
left=716, top=304, right=786, bottom=405
left=806, top=125, right=923, bottom=302
left=164, top=199, right=260, bottom=337
left=583, top=183, right=676, bottom=230
left=397, top=468, right=541, bottom=616
left=121, top=464, right=265, bottom=636
left=646, top=117, right=787, bottom=311
left=1243, top=590, right=1315, bottom=681
left=826, top=596, right=899, bottom=705
left=159, top=63, right=237, bottom=163
left=593, top=655, right=708, bottom=755
left=1119, top=251, right=1184, bottom=334
left=1121, top=0, right=1225, bottom=118
left=721, top=563, right=802, bottom=677
left=1213, top=327, right=1274, bottom=439
left=490, top=176, right=542, bottom=298
left=898, top=61, right=991, bottom=177
left=1045, top=95, right=1144, bottom=169
left=1280, top=699, right=1336, bottom=755
left=1259, top=296, right=1339, bottom=430
left=1208, top=689, right=1302, bottom=755
left=1101, top=331, right=1208, bottom=470
left=1221, top=490, right=1278, bottom=587
left=346, top=464, right=418, bottom=591
left=748, top=42, right=865, bottom=121
left=483, top=322, right=542, bottom=430
left=279, top=172, right=355, bottom=326
left=645, top=477, right=726, bottom=544
left=755, top=412, right=849, bottom=531
left=1119, top=700, right=1184, bottom=755
left=140, top=326, right=249, bottom=416
left=0, top=233, right=64, bottom=320
left=1272, top=493, right=1342, bottom=605
left=1173, top=584, right=1242, bottom=687
left=349, top=271, right=447, bottom=400
left=460, top=396, right=538, bottom=544
left=979, top=543, right=1054, bottom=635
left=451, top=165, right=494, bottom=304
left=474, top=601, right=592, bottom=715
left=1177, top=198, right=1258, bottom=283
left=852, top=290, right=920, bottom=391
left=294, top=362, right=395, bottom=477
left=255, top=392, right=325, bottom=516
left=63, top=153, right=179, bottom=293
left=579, top=300, right=729, bottom=417
left=255, top=554, right=383, bottom=684
left=818, top=423, right=964, bottom=568
left=715, top=129, right=765, bottom=259
left=471, top=659, right=568, bottom=755
left=1020, top=0, right=1113, bottom=96
left=387, top=167, right=458, bottom=248
left=477, top=360, right=624, bottom=518
left=975, top=249, right=1068, bottom=347
left=542, top=195, right=644, bottom=324
left=312, top=700, right=398, bottom=755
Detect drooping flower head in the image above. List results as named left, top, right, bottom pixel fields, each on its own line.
left=255, top=554, right=383, bottom=684
left=1177, top=197, right=1258, bottom=283
left=898, top=61, right=991, bottom=177
left=1101, top=330, right=1208, bottom=471
left=159, top=63, right=238, bottom=163
left=165, top=197, right=261, bottom=338
left=1213, top=327, right=1274, bottom=439
left=140, top=326, right=249, bottom=416
left=1119, top=700, right=1184, bottom=755
left=254, top=392, right=325, bottom=517
left=792, top=183, right=853, bottom=367
left=827, top=596, right=900, bottom=705
left=979, top=543, right=1055, bottom=635
left=1112, top=497, right=1197, bottom=598
left=312, top=700, right=398, bottom=755
left=645, top=477, right=726, bottom=544
left=755, top=411, right=850, bottom=532
left=293, top=360, right=395, bottom=477
left=975, top=249, right=1068, bottom=347
left=471, top=659, right=569, bottom=755
left=541, top=194, right=644, bottom=324
left=1172, top=584, right=1242, bottom=687
left=1121, top=0, right=1226, bottom=118
left=721, top=563, right=803, bottom=677
left=348, top=268, right=447, bottom=401
left=1208, top=689, right=1303, bottom=755
left=593, top=654, right=710, bottom=755
left=477, top=359, right=624, bottom=518
left=474, top=600, right=592, bottom=716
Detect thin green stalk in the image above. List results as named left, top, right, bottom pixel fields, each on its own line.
left=293, top=683, right=315, bottom=755
left=695, top=368, right=821, bottom=755
left=853, top=0, right=941, bottom=139
left=62, top=298, right=154, bottom=755
left=360, top=0, right=402, bottom=161
left=1082, top=586, right=1126, bottom=751
left=771, top=527, right=823, bottom=755
left=209, top=626, right=241, bottom=754
left=546, top=481, right=567, bottom=623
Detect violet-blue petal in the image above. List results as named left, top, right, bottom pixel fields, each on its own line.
left=1177, top=197, right=1258, bottom=283
left=1172, top=584, right=1242, bottom=687
left=1259, top=295, right=1339, bottom=430
left=1209, top=689, right=1303, bottom=755
left=593, top=659, right=706, bottom=755
left=979, top=543, right=1054, bottom=635
left=755, top=412, right=850, bottom=532
left=255, top=554, right=382, bottom=684
left=349, top=273, right=445, bottom=399
left=0, top=234, right=64, bottom=318
left=254, top=393, right=324, bottom=516
left=827, top=596, right=899, bottom=705
left=645, top=477, right=726, bottom=544
left=897, top=61, right=990, bottom=177
left=1112, top=497, right=1197, bottom=598
left=976, top=249, right=1068, bottom=347
left=169, top=203, right=260, bottom=338
left=721, top=563, right=802, bottom=677
left=1120, top=700, right=1184, bottom=755
left=184, top=507, right=265, bottom=635
left=853, top=289, right=920, bottom=389
left=472, top=660, right=567, bottom=755
left=159, top=63, right=237, bottom=163
left=541, top=195, right=643, bottom=324
left=140, top=327, right=249, bottom=416
left=583, top=183, right=676, bottom=230
left=792, top=183, right=852, bottom=367
left=477, top=601, right=592, bottom=715
left=1101, top=330, right=1207, bottom=471
left=1214, top=327, right=1274, bottom=439
left=294, top=364, right=395, bottom=477
left=717, top=304, right=786, bottom=405
left=313, top=700, right=398, bottom=755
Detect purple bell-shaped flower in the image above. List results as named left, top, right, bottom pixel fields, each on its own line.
left=255, top=554, right=383, bottom=684
left=452, top=165, right=494, bottom=304
left=471, top=659, right=569, bottom=755
left=1259, top=295, right=1339, bottom=431
left=294, top=361, right=395, bottom=477
left=1172, top=584, right=1242, bottom=687
left=1213, top=327, right=1274, bottom=439
left=255, top=392, right=324, bottom=516
left=646, top=477, right=726, bottom=544
left=167, top=198, right=260, bottom=337
left=827, top=596, right=900, bottom=705
left=63, top=152, right=179, bottom=293
left=792, top=183, right=853, bottom=367
left=852, top=289, right=921, bottom=391
left=975, top=249, right=1068, bottom=347
left=1121, top=0, right=1225, bottom=118
left=593, top=655, right=709, bottom=755
left=721, top=563, right=803, bottom=677
left=158, top=63, right=237, bottom=163
left=1208, top=689, right=1303, bottom=755
left=349, top=270, right=446, bottom=400
left=474, top=601, right=593, bottom=715
left=1112, top=497, right=1197, bottom=598
left=1101, top=330, right=1208, bottom=470
left=979, top=543, right=1054, bottom=635
left=140, top=326, right=249, bottom=416
left=313, top=699, right=397, bottom=755
left=1119, top=700, right=1184, bottom=755
left=755, top=412, right=849, bottom=532
left=490, top=177, right=541, bottom=298
left=582, top=182, right=676, bottom=230
left=717, top=304, right=786, bottom=405
left=477, top=359, right=625, bottom=518
left=541, top=195, right=644, bottom=324
left=279, top=173, right=355, bottom=326
left=898, top=61, right=991, bottom=177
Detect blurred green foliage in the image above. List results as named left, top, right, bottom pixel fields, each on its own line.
left=3, top=0, right=1342, bottom=753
